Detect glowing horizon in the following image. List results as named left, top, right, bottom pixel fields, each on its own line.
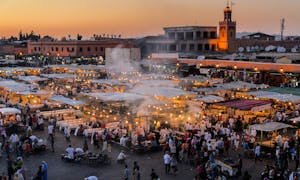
left=0, top=0, right=299, bottom=38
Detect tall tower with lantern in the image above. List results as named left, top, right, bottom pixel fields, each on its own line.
left=218, top=3, right=236, bottom=52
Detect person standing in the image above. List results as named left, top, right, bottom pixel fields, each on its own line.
left=42, top=161, right=48, bottom=180
left=132, top=167, right=140, bottom=180
left=64, top=127, right=71, bottom=142
left=163, top=151, right=171, bottom=174
left=7, top=155, right=14, bottom=180
left=255, top=144, right=261, bottom=163
left=34, top=165, right=43, bottom=180
left=150, top=168, right=159, bottom=180
left=9, top=133, right=19, bottom=155
left=47, top=123, right=54, bottom=137
left=238, top=154, right=243, bottom=176
left=102, top=139, right=108, bottom=152
left=123, top=164, right=129, bottom=180
left=83, top=137, right=89, bottom=152
left=133, top=161, right=139, bottom=172
left=50, top=134, right=55, bottom=152
left=170, top=155, right=178, bottom=175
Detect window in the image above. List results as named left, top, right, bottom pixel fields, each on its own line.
left=196, top=31, right=201, bottom=39
left=100, top=47, right=104, bottom=51
left=210, top=32, right=216, bottom=39
left=95, top=47, right=98, bottom=51
left=203, top=32, right=208, bottom=39
left=189, top=44, right=195, bottom=51
left=181, top=44, right=186, bottom=51
left=168, top=32, right=175, bottom=39
left=204, top=44, right=210, bottom=51
left=61, top=47, right=64, bottom=52
left=177, top=32, right=184, bottom=40
left=186, top=32, right=194, bottom=40
left=56, top=47, right=58, bottom=51
left=87, top=47, right=91, bottom=52
left=197, top=44, right=203, bottom=51
left=51, top=47, right=54, bottom=51
left=169, top=44, right=176, bottom=51
left=34, top=47, right=37, bottom=51
left=79, top=47, right=83, bottom=52
left=38, top=47, right=41, bottom=51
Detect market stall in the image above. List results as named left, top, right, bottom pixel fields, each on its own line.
left=17, top=76, right=48, bottom=84
left=88, top=79, right=130, bottom=93
left=0, top=107, right=21, bottom=125
left=49, top=95, right=85, bottom=109
left=249, top=122, right=293, bottom=148
left=212, top=99, right=273, bottom=122
left=247, top=91, right=300, bottom=112
left=0, top=80, right=38, bottom=105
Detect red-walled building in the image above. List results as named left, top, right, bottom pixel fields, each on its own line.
left=27, top=39, right=134, bottom=58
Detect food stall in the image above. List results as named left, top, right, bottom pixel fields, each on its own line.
left=48, top=95, right=85, bottom=109
left=249, top=122, right=293, bottom=148
left=41, top=73, right=76, bottom=95
left=246, top=91, right=300, bottom=113
left=212, top=99, right=273, bottom=122
left=0, top=80, right=38, bottom=104
left=0, top=107, right=21, bottom=125
left=88, top=79, right=130, bottom=93
left=15, top=90, right=50, bottom=109
left=17, top=76, right=48, bottom=84
left=80, top=92, right=145, bottom=130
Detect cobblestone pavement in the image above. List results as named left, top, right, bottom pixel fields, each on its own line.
left=0, top=126, right=281, bottom=180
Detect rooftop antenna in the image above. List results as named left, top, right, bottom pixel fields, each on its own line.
left=281, top=18, right=285, bottom=41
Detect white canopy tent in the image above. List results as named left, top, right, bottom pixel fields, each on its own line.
left=89, top=79, right=128, bottom=86
left=83, top=92, right=145, bottom=103
left=290, top=117, right=300, bottom=122
left=17, top=90, right=49, bottom=96
left=130, top=86, right=191, bottom=98
left=195, top=95, right=225, bottom=103
left=247, top=91, right=300, bottom=104
left=0, top=108, right=21, bottom=115
left=249, top=122, right=293, bottom=132
left=50, top=95, right=85, bottom=106
left=139, top=80, right=177, bottom=88
left=0, top=80, right=36, bottom=92
left=40, top=74, right=75, bottom=79
left=215, top=81, right=258, bottom=90
left=17, top=76, right=48, bottom=83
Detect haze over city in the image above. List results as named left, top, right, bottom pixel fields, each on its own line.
left=0, top=0, right=299, bottom=38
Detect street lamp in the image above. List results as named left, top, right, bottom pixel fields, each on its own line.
left=279, top=68, right=284, bottom=74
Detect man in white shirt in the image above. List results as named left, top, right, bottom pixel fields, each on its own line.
left=48, top=124, right=54, bottom=136
left=120, top=136, right=126, bottom=147
left=163, top=152, right=171, bottom=174
left=65, top=145, right=75, bottom=160
left=9, top=133, right=19, bottom=152
left=117, top=150, right=126, bottom=164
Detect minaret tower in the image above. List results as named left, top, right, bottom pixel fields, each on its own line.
left=218, top=2, right=236, bottom=52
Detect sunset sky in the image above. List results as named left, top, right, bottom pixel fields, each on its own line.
left=0, top=0, right=299, bottom=38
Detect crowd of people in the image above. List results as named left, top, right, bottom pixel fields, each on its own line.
left=1, top=99, right=300, bottom=180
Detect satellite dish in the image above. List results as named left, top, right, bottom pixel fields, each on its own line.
left=238, top=47, right=244, bottom=52
left=291, top=48, right=297, bottom=53
left=277, top=46, right=286, bottom=53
